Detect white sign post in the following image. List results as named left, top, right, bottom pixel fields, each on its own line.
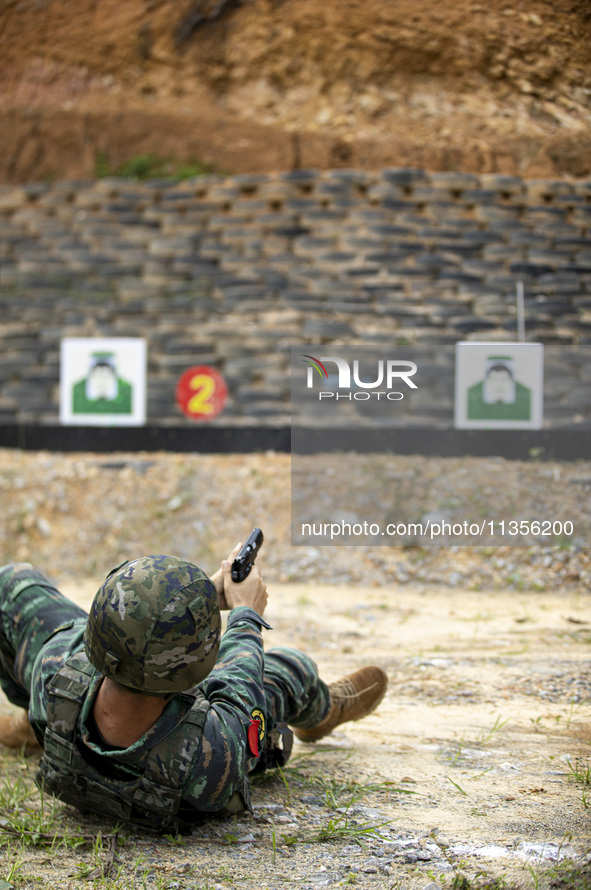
left=60, top=338, right=147, bottom=426
left=454, top=342, right=544, bottom=430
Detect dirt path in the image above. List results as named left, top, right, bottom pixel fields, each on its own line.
left=250, top=582, right=591, bottom=887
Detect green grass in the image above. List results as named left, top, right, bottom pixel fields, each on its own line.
left=545, top=861, right=591, bottom=889
left=451, top=876, right=510, bottom=890
left=0, top=757, right=134, bottom=886
left=447, top=777, right=468, bottom=796
left=524, top=857, right=591, bottom=890
left=0, top=747, right=405, bottom=884
left=0, top=773, right=86, bottom=849
left=565, top=758, right=590, bottom=784
left=253, top=750, right=413, bottom=849
left=283, top=808, right=392, bottom=847
left=256, top=749, right=412, bottom=807
left=95, top=151, right=217, bottom=181
left=2, top=844, right=26, bottom=885
left=479, top=715, right=510, bottom=745
left=564, top=757, right=591, bottom=810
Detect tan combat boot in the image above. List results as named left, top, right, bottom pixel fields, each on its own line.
left=293, top=665, right=388, bottom=742
left=0, top=709, right=42, bottom=755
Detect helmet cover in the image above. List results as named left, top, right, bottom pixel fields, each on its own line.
left=84, top=555, right=221, bottom=695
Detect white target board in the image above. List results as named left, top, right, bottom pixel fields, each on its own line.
left=455, top=342, right=544, bottom=429
left=60, top=338, right=147, bottom=426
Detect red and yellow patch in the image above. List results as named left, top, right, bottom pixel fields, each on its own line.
left=247, top=707, right=266, bottom=757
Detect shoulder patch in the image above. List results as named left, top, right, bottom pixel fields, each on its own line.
left=247, top=707, right=266, bottom=757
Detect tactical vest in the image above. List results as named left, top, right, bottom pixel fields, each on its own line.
left=36, top=652, right=213, bottom=832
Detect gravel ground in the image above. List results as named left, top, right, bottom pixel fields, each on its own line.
left=0, top=449, right=589, bottom=595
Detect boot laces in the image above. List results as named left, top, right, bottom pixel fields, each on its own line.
left=329, top=676, right=379, bottom=704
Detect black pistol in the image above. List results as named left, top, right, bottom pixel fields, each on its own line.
left=231, top=528, right=264, bottom=583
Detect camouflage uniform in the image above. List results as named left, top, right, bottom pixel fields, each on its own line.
left=0, top=562, right=330, bottom=826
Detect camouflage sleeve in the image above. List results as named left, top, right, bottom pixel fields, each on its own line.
left=183, top=606, right=271, bottom=812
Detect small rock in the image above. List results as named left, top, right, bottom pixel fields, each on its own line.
left=434, top=834, right=450, bottom=847
left=37, top=516, right=52, bottom=537
left=339, top=845, right=361, bottom=857
left=362, top=857, right=379, bottom=873
left=254, top=803, right=285, bottom=813
left=352, top=804, right=386, bottom=820
left=173, top=863, right=192, bottom=875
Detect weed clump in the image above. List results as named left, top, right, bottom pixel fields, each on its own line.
left=95, top=152, right=216, bottom=181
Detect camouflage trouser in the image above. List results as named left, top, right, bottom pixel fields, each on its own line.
left=0, top=563, right=329, bottom=732
left=262, top=647, right=329, bottom=729
left=0, top=563, right=87, bottom=711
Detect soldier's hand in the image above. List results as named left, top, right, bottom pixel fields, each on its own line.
left=221, top=560, right=268, bottom=616
left=210, top=542, right=242, bottom=610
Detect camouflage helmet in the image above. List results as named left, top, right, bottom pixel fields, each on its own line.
left=84, top=555, right=221, bottom=696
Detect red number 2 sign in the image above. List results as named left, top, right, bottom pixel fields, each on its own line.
left=176, top=366, right=228, bottom=420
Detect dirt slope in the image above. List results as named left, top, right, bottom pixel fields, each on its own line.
left=0, top=0, right=590, bottom=182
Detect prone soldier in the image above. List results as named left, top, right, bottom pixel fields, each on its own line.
left=0, top=544, right=387, bottom=830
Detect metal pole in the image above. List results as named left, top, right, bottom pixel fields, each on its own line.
left=516, top=281, right=525, bottom=341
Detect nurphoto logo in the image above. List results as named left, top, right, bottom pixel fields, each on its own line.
left=301, top=354, right=418, bottom=401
